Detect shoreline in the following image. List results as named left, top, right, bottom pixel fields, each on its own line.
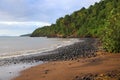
left=13, top=38, right=120, bottom=80
left=11, top=38, right=101, bottom=80
left=0, top=38, right=79, bottom=60
left=0, top=38, right=97, bottom=66
left=13, top=52, right=120, bottom=80
left=0, top=38, right=99, bottom=80
left=0, top=62, right=42, bottom=80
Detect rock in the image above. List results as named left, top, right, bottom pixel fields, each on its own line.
left=44, top=70, right=49, bottom=74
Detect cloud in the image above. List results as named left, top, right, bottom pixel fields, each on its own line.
left=0, top=0, right=100, bottom=36
left=0, top=0, right=100, bottom=22
left=0, top=21, right=50, bottom=36
left=0, top=29, right=21, bottom=36
left=27, top=0, right=101, bottom=22
left=0, top=21, right=50, bottom=26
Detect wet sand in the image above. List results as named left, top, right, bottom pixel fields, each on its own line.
left=0, top=62, right=43, bottom=80
left=0, top=38, right=98, bottom=80
left=13, top=52, right=120, bottom=80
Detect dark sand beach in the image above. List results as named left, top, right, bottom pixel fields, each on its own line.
left=13, top=52, right=120, bottom=80
left=5, top=38, right=119, bottom=80
left=0, top=39, right=95, bottom=80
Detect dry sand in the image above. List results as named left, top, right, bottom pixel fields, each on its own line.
left=13, top=52, right=120, bottom=80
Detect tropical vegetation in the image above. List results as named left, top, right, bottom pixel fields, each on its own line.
left=31, top=0, right=120, bottom=53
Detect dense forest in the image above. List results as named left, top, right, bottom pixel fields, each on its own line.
left=31, top=0, right=120, bottom=53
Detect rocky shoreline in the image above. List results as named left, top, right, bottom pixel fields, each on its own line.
left=14, top=52, right=120, bottom=80
left=73, top=69, right=120, bottom=80
left=4, top=37, right=119, bottom=80
left=30, top=38, right=98, bottom=61
left=0, top=38, right=99, bottom=65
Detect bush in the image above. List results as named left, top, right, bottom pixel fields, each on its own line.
left=101, top=13, right=120, bottom=53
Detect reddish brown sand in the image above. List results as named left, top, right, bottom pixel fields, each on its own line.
left=13, top=52, right=120, bottom=80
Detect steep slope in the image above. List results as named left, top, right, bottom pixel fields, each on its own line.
left=31, top=0, right=120, bottom=38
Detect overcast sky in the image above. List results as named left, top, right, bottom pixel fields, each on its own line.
left=0, top=0, right=100, bottom=36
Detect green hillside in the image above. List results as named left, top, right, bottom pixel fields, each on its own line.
left=31, top=0, right=120, bottom=53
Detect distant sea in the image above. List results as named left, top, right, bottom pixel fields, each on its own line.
left=0, top=36, right=79, bottom=59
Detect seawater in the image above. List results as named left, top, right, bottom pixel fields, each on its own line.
left=0, top=36, right=79, bottom=59
left=0, top=36, right=80, bottom=80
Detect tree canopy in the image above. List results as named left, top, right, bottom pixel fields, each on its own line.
left=31, top=0, right=120, bottom=53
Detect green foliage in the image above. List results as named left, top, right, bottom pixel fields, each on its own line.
left=31, top=0, right=120, bottom=53
left=31, top=0, right=120, bottom=38
left=101, top=12, right=120, bottom=53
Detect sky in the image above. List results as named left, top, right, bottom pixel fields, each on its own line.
left=0, top=0, right=100, bottom=36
